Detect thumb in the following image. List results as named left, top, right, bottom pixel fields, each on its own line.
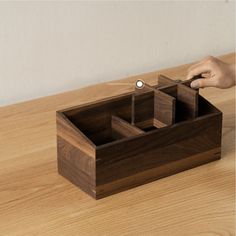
left=190, top=78, right=216, bottom=89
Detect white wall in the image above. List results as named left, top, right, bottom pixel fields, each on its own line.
left=0, top=1, right=235, bottom=106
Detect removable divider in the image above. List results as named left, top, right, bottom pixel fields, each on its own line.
left=132, top=90, right=155, bottom=130
left=159, top=84, right=178, bottom=97
left=158, top=74, right=176, bottom=87
left=154, top=90, right=176, bottom=127
left=176, top=84, right=198, bottom=120
left=112, top=116, right=144, bottom=139
left=159, top=83, right=198, bottom=122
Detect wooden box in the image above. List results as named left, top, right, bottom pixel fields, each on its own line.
left=57, top=75, right=222, bottom=199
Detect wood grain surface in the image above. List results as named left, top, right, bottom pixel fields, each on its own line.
left=0, top=53, right=235, bottom=235
left=154, top=90, right=176, bottom=125
left=111, top=115, right=144, bottom=139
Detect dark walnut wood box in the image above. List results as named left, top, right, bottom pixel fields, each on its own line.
left=57, top=75, right=222, bottom=199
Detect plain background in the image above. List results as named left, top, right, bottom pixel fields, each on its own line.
left=0, top=1, right=235, bottom=106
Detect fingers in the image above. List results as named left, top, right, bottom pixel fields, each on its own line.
left=187, top=56, right=215, bottom=80
left=187, top=63, right=211, bottom=80
left=190, top=78, right=217, bottom=89
left=201, top=72, right=211, bottom=78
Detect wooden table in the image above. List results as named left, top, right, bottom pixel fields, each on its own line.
left=0, top=53, right=235, bottom=235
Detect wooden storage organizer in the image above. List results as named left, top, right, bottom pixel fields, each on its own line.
left=57, top=75, right=222, bottom=199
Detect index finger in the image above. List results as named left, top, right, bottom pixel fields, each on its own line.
left=187, top=63, right=211, bottom=80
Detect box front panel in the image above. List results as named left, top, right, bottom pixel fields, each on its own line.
left=96, top=113, right=222, bottom=199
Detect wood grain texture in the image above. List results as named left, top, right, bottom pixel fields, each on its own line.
left=97, top=113, right=222, bottom=164
left=0, top=53, right=234, bottom=235
left=177, top=83, right=199, bottom=119
left=131, top=90, right=154, bottom=125
left=57, top=132, right=96, bottom=198
left=57, top=136, right=96, bottom=198
left=61, top=94, right=133, bottom=146
left=56, top=112, right=96, bottom=157
left=154, top=90, right=176, bottom=125
left=158, top=81, right=199, bottom=121
left=111, top=115, right=144, bottom=139
left=158, top=74, right=176, bottom=87
left=153, top=118, right=168, bottom=128
left=96, top=147, right=221, bottom=198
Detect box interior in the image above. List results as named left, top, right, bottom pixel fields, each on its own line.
left=63, top=83, right=220, bottom=146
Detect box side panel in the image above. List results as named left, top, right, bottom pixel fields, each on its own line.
left=57, top=136, right=96, bottom=199
left=96, top=113, right=222, bottom=199
left=57, top=112, right=96, bottom=157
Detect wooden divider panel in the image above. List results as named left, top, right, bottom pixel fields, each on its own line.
left=177, top=84, right=198, bottom=120
left=131, top=91, right=154, bottom=127
left=154, top=90, right=176, bottom=127
left=112, top=116, right=144, bottom=139
left=157, top=74, right=176, bottom=87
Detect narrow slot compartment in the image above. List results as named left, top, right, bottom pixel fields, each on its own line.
left=135, top=118, right=159, bottom=132
left=132, top=79, right=200, bottom=132
left=134, top=118, right=168, bottom=132
left=159, top=83, right=198, bottom=122
left=142, top=126, right=158, bottom=132
left=132, top=83, right=172, bottom=132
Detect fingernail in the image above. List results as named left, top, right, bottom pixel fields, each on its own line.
left=191, top=80, right=199, bottom=88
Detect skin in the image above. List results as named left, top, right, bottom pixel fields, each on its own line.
left=187, top=56, right=235, bottom=89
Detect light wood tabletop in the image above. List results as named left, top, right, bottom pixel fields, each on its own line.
left=0, top=53, right=235, bottom=236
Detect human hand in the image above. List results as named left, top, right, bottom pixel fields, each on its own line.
left=187, top=56, right=235, bottom=89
